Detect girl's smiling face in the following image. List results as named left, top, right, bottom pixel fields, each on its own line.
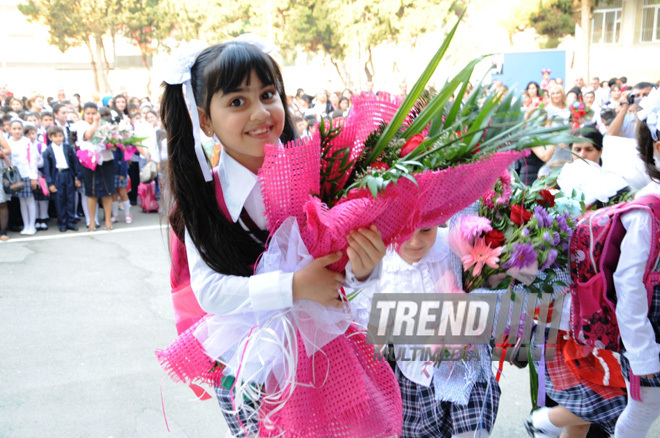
left=202, top=70, right=284, bottom=173
left=9, top=122, right=23, bottom=140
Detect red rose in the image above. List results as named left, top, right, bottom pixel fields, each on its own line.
left=537, top=189, right=555, bottom=207
left=400, top=134, right=425, bottom=157
left=510, top=204, right=532, bottom=226
left=370, top=161, right=390, bottom=172
left=484, top=229, right=505, bottom=248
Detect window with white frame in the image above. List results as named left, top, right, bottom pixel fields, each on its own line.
left=641, top=0, right=660, bottom=42
left=592, top=0, right=623, bottom=44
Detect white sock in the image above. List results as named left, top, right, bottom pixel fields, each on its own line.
left=615, top=385, right=660, bottom=437
left=38, top=200, right=49, bottom=219
left=532, top=407, right=562, bottom=435
left=81, top=194, right=90, bottom=225
left=123, top=200, right=131, bottom=217
left=112, top=201, right=118, bottom=218
left=19, top=198, right=29, bottom=231
left=26, top=197, right=36, bottom=231
left=453, top=431, right=490, bottom=438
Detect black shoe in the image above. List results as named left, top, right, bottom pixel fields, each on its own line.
left=59, top=227, right=67, bottom=232
left=67, top=224, right=79, bottom=231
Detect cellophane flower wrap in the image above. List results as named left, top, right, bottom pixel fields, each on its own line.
left=448, top=170, right=585, bottom=294
left=91, top=119, right=147, bottom=161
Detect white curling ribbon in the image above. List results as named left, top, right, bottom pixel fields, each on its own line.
left=184, top=80, right=212, bottom=182
left=234, top=33, right=280, bottom=54
left=194, top=217, right=352, bottom=400
left=162, top=39, right=208, bottom=85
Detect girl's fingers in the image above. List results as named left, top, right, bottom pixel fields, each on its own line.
left=346, top=240, right=365, bottom=270
left=351, top=230, right=385, bottom=264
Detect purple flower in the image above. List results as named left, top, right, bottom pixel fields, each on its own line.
left=553, top=231, right=560, bottom=246
left=504, top=242, right=537, bottom=269
left=542, top=249, right=558, bottom=270
left=542, top=231, right=553, bottom=244
left=521, top=228, right=530, bottom=237
left=534, top=206, right=552, bottom=228
left=556, top=214, right=571, bottom=234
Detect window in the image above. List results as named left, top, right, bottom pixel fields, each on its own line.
left=641, top=0, right=660, bottom=42
left=592, top=0, right=623, bottom=44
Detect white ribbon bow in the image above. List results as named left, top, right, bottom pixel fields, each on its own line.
left=637, top=87, right=660, bottom=142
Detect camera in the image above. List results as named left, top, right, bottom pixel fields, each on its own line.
left=627, top=93, right=640, bottom=105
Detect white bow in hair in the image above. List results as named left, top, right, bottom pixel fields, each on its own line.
left=162, top=39, right=208, bottom=85
left=161, top=39, right=213, bottom=182
left=233, top=33, right=280, bottom=54
left=638, top=87, right=660, bottom=141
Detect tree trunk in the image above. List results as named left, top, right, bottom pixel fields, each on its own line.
left=95, top=33, right=111, bottom=94
left=85, top=38, right=100, bottom=94
left=329, top=57, right=346, bottom=88
left=581, top=0, right=591, bottom=81
left=363, top=46, right=374, bottom=82
left=139, top=46, right=152, bottom=96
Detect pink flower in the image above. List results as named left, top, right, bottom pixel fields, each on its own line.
left=461, top=237, right=502, bottom=276
left=458, top=215, right=492, bottom=243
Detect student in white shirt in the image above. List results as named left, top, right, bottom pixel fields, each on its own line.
left=7, top=119, right=38, bottom=235
left=0, top=132, right=11, bottom=240
left=161, top=40, right=399, bottom=437
left=613, top=88, right=660, bottom=438
left=347, top=226, right=501, bottom=438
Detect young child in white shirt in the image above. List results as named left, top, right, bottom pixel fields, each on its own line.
left=348, top=225, right=501, bottom=438
left=7, top=119, right=38, bottom=235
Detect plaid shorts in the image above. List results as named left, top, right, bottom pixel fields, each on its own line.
left=397, top=366, right=501, bottom=438
left=114, top=174, right=128, bottom=189
left=214, top=385, right=260, bottom=437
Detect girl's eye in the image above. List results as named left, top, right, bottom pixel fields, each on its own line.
left=420, top=228, right=432, bottom=233
left=262, top=90, right=276, bottom=100
left=230, top=98, right=245, bottom=107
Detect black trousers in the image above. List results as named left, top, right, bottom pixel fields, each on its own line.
left=53, top=169, right=76, bottom=228
left=128, top=161, right=139, bottom=205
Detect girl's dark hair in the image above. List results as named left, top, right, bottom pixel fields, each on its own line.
left=526, top=81, right=540, bottom=94
left=161, top=41, right=297, bottom=276
left=636, top=119, right=660, bottom=183
left=111, top=94, right=129, bottom=122
left=82, top=102, right=98, bottom=112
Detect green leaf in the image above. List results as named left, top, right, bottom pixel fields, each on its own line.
left=367, top=177, right=379, bottom=198
left=366, top=10, right=465, bottom=164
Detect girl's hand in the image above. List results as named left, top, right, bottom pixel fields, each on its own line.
left=347, top=225, right=386, bottom=281
left=293, top=251, right=345, bottom=308
left=49, top=184, right=57, bottom=193
left=74, top=179, right=81, bottom=188
left=30, top=179, right=38, bottom=190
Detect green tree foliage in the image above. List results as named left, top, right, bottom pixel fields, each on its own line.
left=529, top=0, right=581, bottom=48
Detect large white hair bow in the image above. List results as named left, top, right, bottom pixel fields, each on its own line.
left=162, top=39, right=213, bottom=182
left=638, top=87, right=660, bottom=142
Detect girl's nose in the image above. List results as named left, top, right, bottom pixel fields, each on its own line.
left=250, top=102, right=269, bottom=121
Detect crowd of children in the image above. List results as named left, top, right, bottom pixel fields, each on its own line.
left=0, top=90, right=167, bottom=239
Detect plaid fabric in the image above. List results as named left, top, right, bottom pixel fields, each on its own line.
left=397, top=365, right=500, bottom=438
left=214, top=385, right=260, bottom=437
left=546, top=346, right=626, bottom=435
left=620, top=286, right=660, bottom=387
left=16, top=177, right=34, bottom=198
left=114, top=174, right=128, bottom=189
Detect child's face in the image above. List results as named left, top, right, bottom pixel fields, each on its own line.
left=398, top=227, right=438, bottom=265
left=50, top=132, right=64, bottom=145
left=27, top=115, right=39, bottom=126
left=26, top=130, right=37, bottom=142
left=83, top=107, right=97, bottom=124
left=571, top=141, right=601, bottom=164
left=296, top=120, right=307, bottom=134
left=41, top=115, right=53, bottom=127
left=9, top=122, right=23, bottom=140
left=205, top=70, right=285, bottom=170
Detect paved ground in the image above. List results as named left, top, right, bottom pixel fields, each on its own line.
left=1, top=211, right=659, bottom=437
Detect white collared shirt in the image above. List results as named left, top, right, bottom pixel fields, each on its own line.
left=614, top=182, right=660, bottom=375
left=185, top=149, right=293, bottom=316
left=347, top=228, right=459, bottom=386
left=51, top=143, right=69, bottom=169
left=8, top=137, right=38, bottom=180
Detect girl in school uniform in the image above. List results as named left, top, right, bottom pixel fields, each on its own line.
left=160, top=39, right=400, bottom=437
left=7, top=119, right=38, bottom=235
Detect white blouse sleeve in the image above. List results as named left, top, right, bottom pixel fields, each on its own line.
left=614, top=210, right=660, bottom=375
left=27, top=141, right=39, bottom=179
left=184, top=228, right=294, bottom=315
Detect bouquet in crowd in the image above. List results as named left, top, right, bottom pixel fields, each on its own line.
left=259, top=20, right=577, bottom=272
left=92, top=119, right=146, bottom=160
left=569, top=100, right=593, bottom=130
left=449, top=170, right=585, bottom=294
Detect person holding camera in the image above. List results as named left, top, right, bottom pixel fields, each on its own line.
left=607, top=82, right=654, bottom=138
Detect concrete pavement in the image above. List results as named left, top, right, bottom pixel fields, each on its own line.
left=1, top=212, right=659, bottom=437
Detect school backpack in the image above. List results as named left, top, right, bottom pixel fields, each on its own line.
left=570, top=194, right=660, bottom=351
left=138, top=181, right=159, bottom=213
